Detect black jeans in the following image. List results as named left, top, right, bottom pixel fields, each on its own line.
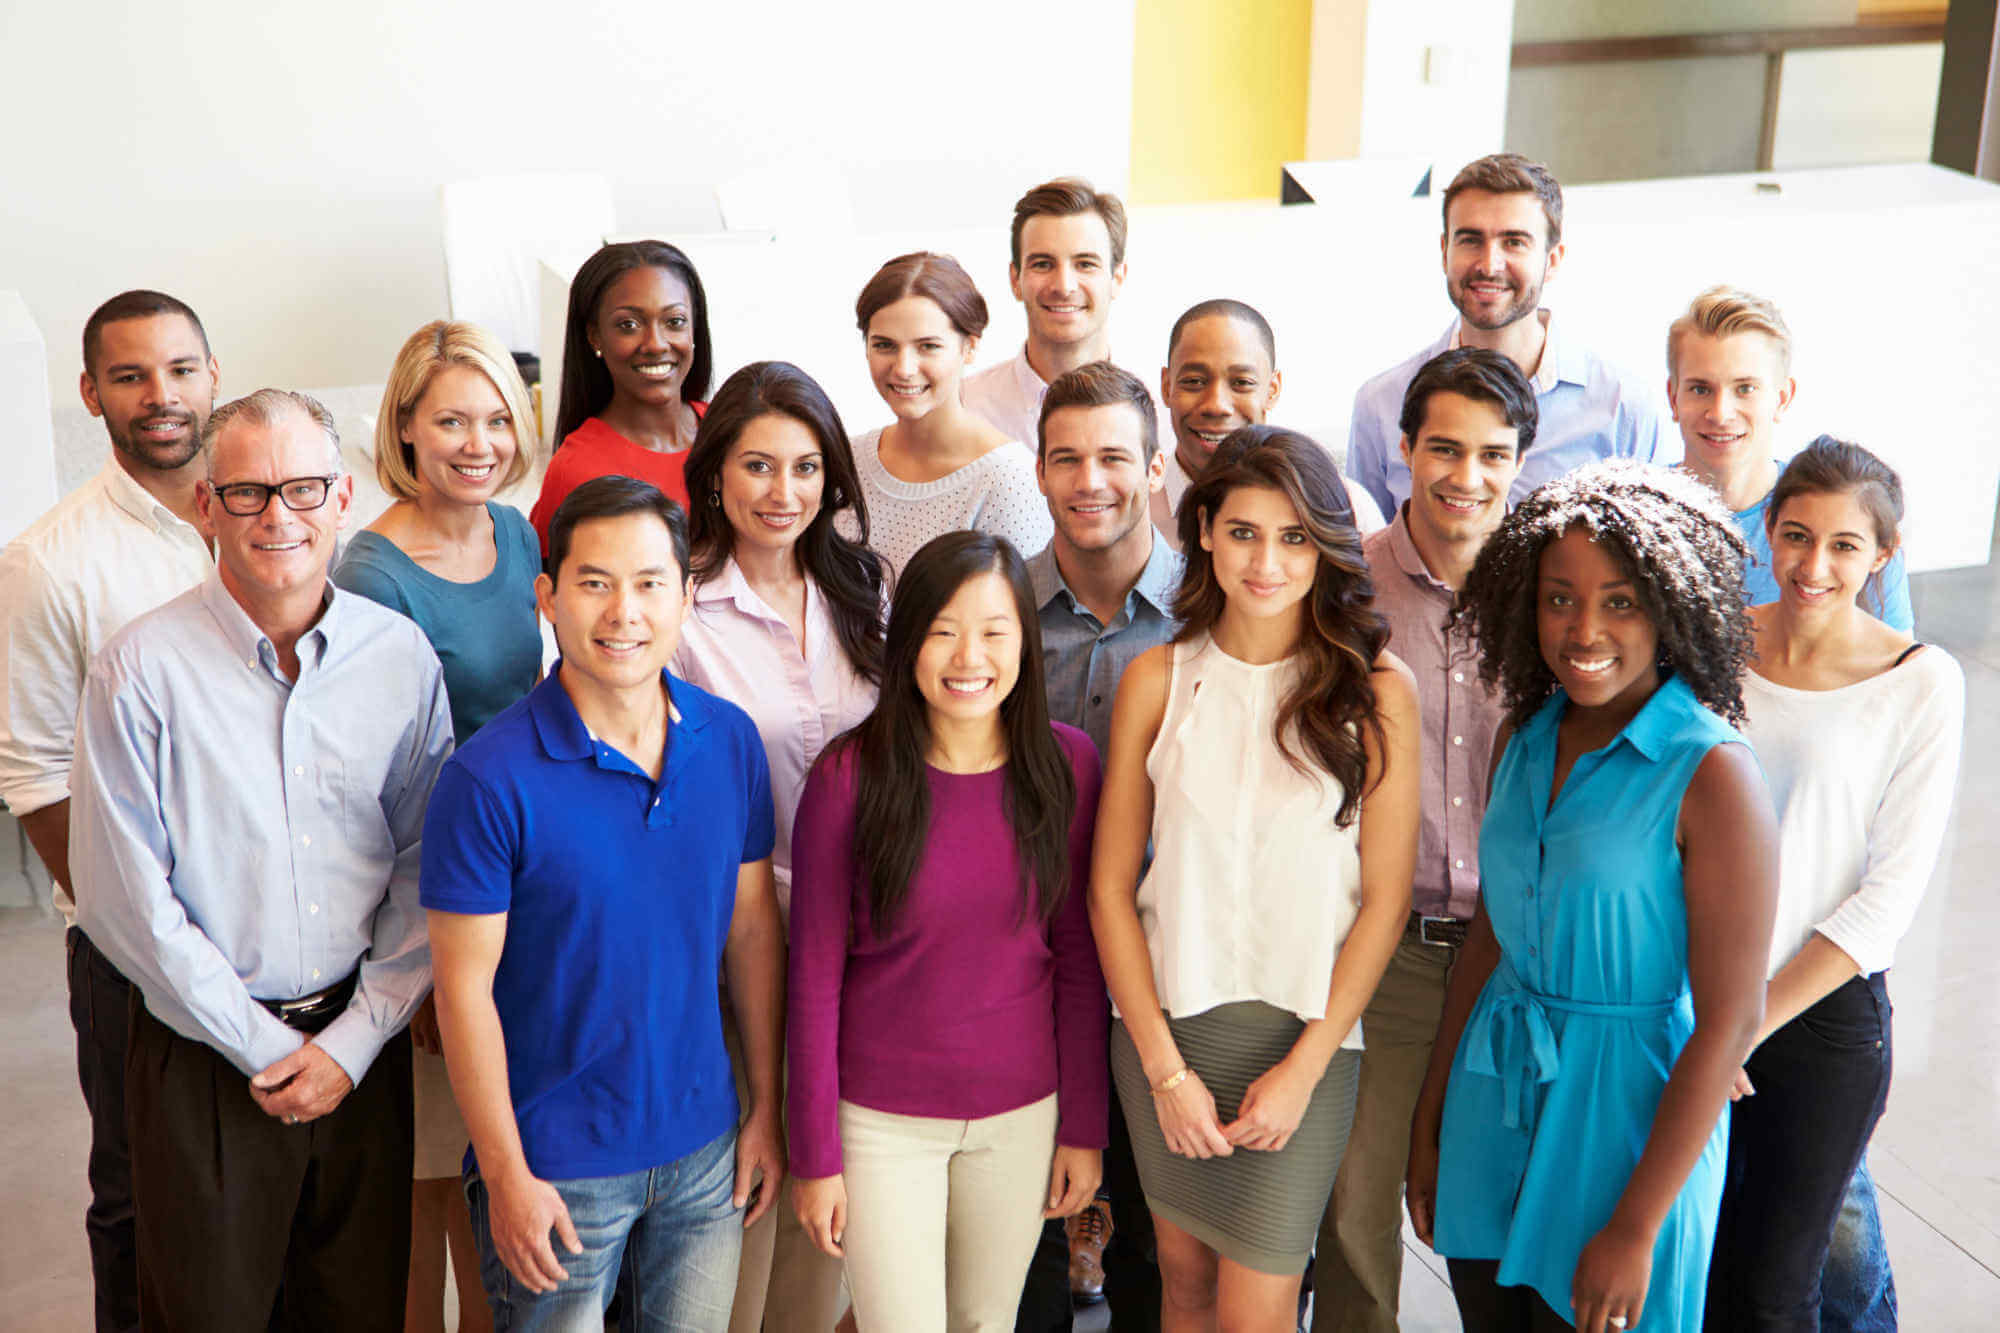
left=68, top=926, right=139, bottom=1333
left=1447, top=1258, right=1572, bottom=1333
left=1015, top=1070, right=1162, bottom=1332
left=1707, top=972, right=1893, bottom=1332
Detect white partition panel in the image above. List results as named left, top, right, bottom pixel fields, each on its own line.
left=0, top=293, right=58, bottom=547
left=544, top=165, right=1998, bottom=573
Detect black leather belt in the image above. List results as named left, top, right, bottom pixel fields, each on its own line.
left=258, top=972, right=357, bottom=1034
left=1408, top=911, right=1468, bottom=950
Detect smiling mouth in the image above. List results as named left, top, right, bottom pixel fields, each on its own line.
left=1562, top=653, right=1618, bottom=679
left=594, top=637, right=647, bottom=658
left=451, top=462, right=496, bottom=479
left=1070, top=502, right=1116, bottom=516
left=634, top=362, right=679, bottom=381
left=137, top=417, right=189, bottom=438
left=1697, top=431, right=1746, bottom=447
left=1245, top=580, right=1285, bottom=596
left=756, top=511, right=802, bottom=528
left=1436, top=494, right=1486, bottom=514
left=1790, top=577, right=1837, bottom=601
left=1041, top=303, right=1085, bottom=315
left=942, top=677, right=992, bottom=696
left=253, top=538, right=307, bottom=553
left=886, top=383, right=927, bottom=398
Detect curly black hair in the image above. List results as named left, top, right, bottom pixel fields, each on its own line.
left=1452, top=460, right=1754, bottom=727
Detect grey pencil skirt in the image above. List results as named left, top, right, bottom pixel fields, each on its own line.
left=1111, top=1001, right=1361, bottom=1276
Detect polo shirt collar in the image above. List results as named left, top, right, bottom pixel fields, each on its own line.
left=529, top=666, right=708, bottom=768
left=198, top=568, right=340, bottom=671
left=1445, top=309, right=1582, bottom=394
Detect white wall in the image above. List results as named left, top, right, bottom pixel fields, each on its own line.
left=1306, top=0, right=1515, bottom=176
left=1, top=0, right=1134, bottom=399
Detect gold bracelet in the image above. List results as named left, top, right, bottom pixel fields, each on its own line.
left=1151, top=1068, right=1190, bottom=1095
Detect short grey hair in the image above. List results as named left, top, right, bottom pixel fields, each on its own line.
left=201, top=388, right=343, bottom=476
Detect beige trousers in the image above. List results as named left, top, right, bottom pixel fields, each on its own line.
left=838, top=1095, right=1058, bottom=1333
left=723, top=1002, right=848, bottom=1333
left=1313, top=929, right=1457, bottom=1333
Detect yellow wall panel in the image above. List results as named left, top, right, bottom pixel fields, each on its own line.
left=1130, top=0, right=1315, bottom=204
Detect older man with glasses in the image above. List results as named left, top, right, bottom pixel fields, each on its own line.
left=71, top=388, right=454, bottom=1331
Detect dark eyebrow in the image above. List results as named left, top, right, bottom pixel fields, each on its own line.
left=609, top=303, right=688, bottom=316
left=104, top=356, right=203, bottom=374
left=572, top=562, right=674, bottom=577
left=1025, top=248, right=1106, bottom=264
left=1453, top=227, right=1537, bottom=243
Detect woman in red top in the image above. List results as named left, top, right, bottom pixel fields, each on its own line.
left=530, top=239, right=714, bottom=551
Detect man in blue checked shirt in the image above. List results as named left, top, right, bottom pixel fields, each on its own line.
left=72, top=388, right=454, bottom=1331
left=1345, top=153, right=1672, bottom=524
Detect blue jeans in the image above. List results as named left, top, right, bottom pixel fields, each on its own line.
left=467, top=1127, right=743, bottom=1331
left=1821, top=1155, right=1898, bottom=1332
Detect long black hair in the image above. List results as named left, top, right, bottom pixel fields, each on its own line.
left=684, top=361, right=886, bottom=684
left=1453, top=460, right=1754, bottom=727
left=835, top=531, right=1076, bottom=937
left=1173, top=425, right=1389, bottom=827
left=553, top=240, right=713, bottom=448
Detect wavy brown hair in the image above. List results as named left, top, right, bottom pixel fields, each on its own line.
left=1174, top=425, right=1389, bottom=825
left=683, top=361, right=886, bottom=684
left=833, top=531, right=1075, bottom=937
left=1452, top=460, right=1754, bottom=727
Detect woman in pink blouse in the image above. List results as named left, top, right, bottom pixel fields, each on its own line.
left=671, top=360, right=886, bottom=1333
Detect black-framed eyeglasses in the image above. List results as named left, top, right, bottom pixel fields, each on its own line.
left=209, top=475, right=340, bottom=517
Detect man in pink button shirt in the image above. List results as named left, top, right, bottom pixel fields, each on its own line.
left=1314, top=348, right=1537, bottom=1333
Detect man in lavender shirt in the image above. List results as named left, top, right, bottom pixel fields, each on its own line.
left=1314, top=349, right=1537, bottom=1333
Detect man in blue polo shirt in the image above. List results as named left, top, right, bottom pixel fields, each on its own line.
left=422, top=476, right=785, bottom=1329
left=1346, top=152, right=1670, bottom=519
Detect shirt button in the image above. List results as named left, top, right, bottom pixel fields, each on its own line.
left=1091, top=695, right=1102, bottom=706
left=311, top=968, right=321, bottom=980
left=300, top=834, right=311, bottom=848
left=1454, top=859, right=1465, bottom=869
left=308, top=903, right=319, bottom=915
left=1452, top=796, right=1464, bottom=807
left=244, top=660, right=256, bottom=671
left=1452, top=735, right=1464, bottom=746
left=293, top=765, right=305, bottom=777
left=1453, top=672, right=1464, bottom=683
left=653, top=797, right=660, bottom=807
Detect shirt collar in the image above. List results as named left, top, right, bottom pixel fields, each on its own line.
left=529, top=666, right=707, bottom=764
left=1027, top=537, right=1181, bottom=620
left=1384, top=506, right=1452, bottom=595
left=99, top=459, right=198, bottom=535
left=197, top=568, right=341, bottom=670
left=1534, top=671, right=1696, bottom=763
left=1617, top=672, right=1697, bottom=762
left=1445, top=310, right=1578, bottom=394
left=1012, top=344, right=1047, bottom=396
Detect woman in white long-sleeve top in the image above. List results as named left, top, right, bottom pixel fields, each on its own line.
left=1706, top=438, right=1966, bottom=1330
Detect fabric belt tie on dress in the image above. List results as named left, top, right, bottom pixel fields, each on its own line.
left=1466, top=978, right=1681, bottom=1132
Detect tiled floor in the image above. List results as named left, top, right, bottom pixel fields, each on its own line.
left=5, top=539, right=1996, bottom=1330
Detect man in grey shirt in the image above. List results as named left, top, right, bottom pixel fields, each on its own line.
left=71, top=389, right=453, bottom=1330
left=1018, top=362, right=1181, bottom=1331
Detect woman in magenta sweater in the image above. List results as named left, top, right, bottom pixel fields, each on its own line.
left=786, top=530, right=1108, bottom=1332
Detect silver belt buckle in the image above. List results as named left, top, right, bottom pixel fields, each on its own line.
left=1419, top=915, right=1465, bottom=948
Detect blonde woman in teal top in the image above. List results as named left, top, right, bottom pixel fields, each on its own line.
left=1406, top=463, right=1778, bottom=1333
left=331, top=320, right=541, bottom=1333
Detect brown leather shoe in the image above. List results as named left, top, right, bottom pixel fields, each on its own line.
left=1067, top=1198, right=1112, bottom=1306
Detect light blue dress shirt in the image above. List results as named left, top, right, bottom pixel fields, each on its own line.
left=1345, top=314, right=1674, bottom=518
left=70, top=572, right=453, bottom=1082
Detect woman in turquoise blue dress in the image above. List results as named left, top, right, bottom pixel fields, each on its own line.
left=1405, top=462, right=1779, bottom=1333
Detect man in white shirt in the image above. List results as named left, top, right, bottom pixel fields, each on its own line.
left=963, top=177, right=1129, bottom=445
left=0, top=290, right=218, bottom=1333
left=1154, top=299, right=1384, bottom=549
